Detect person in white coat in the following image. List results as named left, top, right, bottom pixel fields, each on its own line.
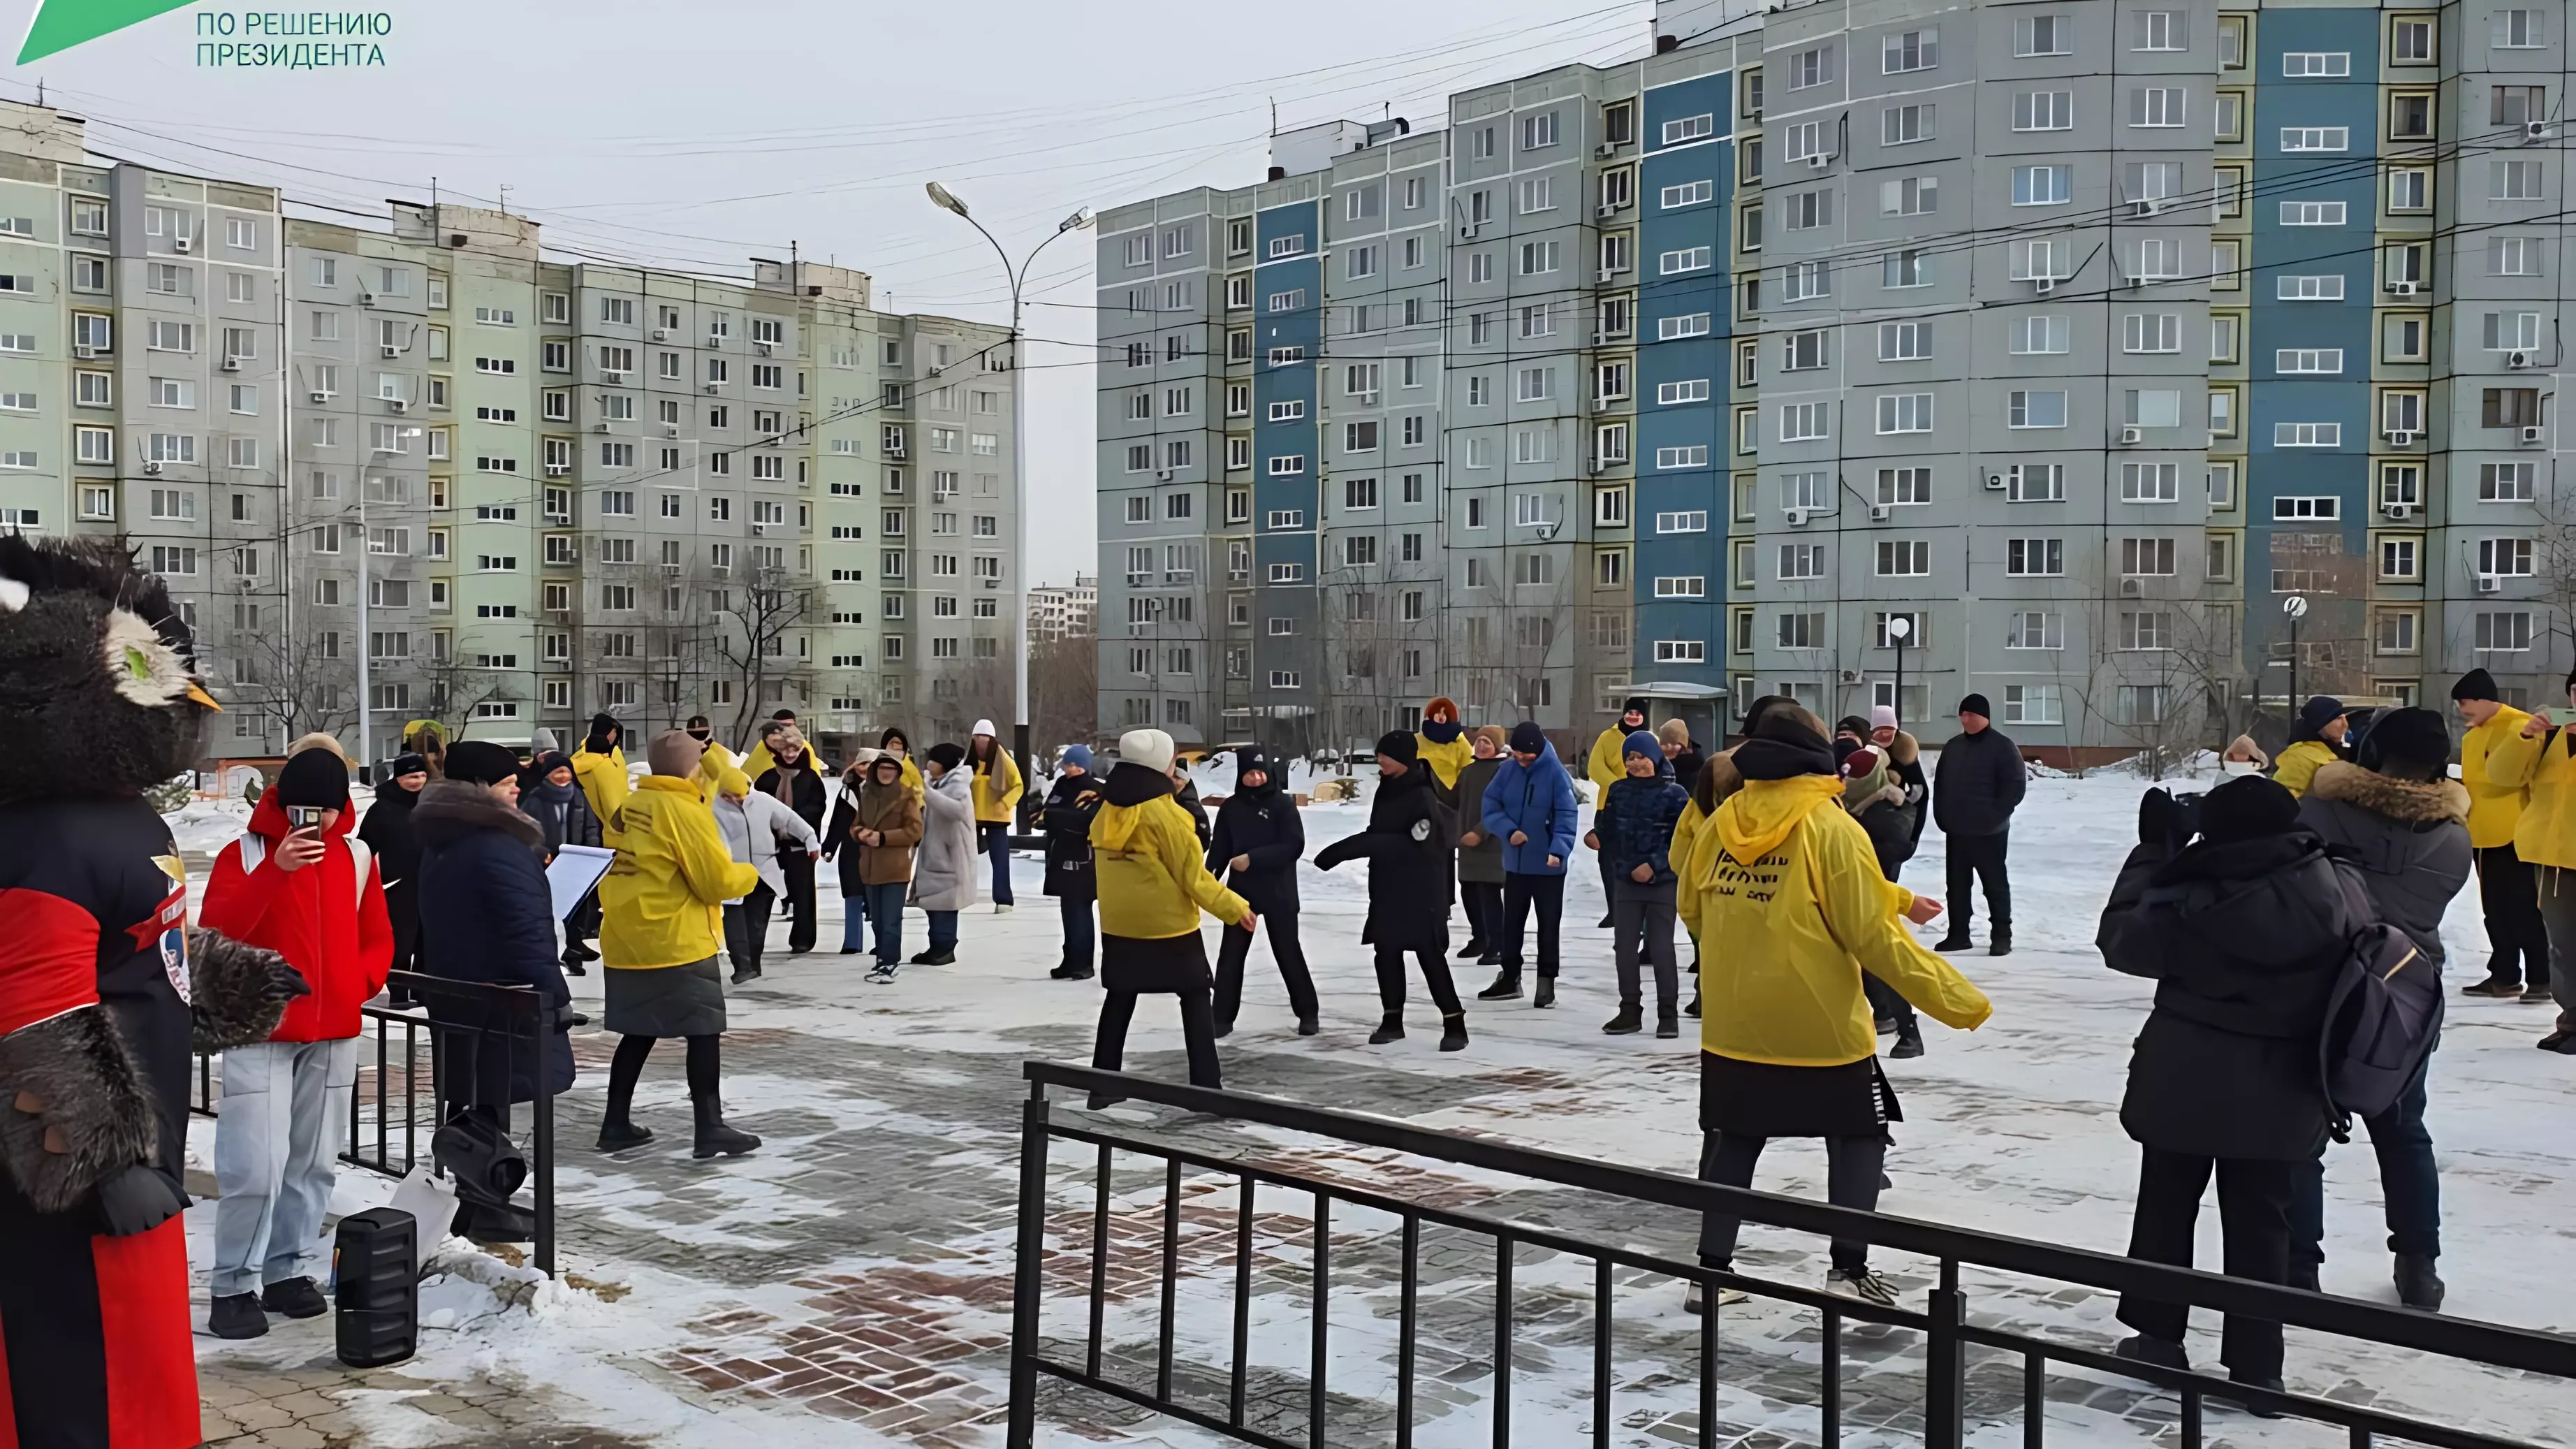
left=910, top=742, right=980, bottom=964
left=713, top=764, right=821, bottom=984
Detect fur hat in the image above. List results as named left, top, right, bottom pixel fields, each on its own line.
left=0, top=534, right=213, bottom=803
left=444, top=740, right=522, bottom=787
left=287, top=732, right=349, bottom=763
left=1375, top=729, right=1419, bottom=765
left=1424, top=696, right=1460, bottom=723
left=274, top=749, right=351, bottom=808
left=1117, top=728, right=1176, bottom=775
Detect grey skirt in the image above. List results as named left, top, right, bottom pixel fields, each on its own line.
left=604, top=957, right=726, bottom=1037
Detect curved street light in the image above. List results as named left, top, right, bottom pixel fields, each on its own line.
left=925, top=184, right=1092, bottom=828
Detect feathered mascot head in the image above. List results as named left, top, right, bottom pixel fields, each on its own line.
left=0, top=534, right=219, bottom=803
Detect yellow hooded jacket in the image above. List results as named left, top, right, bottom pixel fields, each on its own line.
left=2272, top=739, right=2338, bottom=799
left=738, top=738, right=777, bottom=783
left=1090, top=791, right=1248, bottom=939
left=1673, top=797, right=1714, bottom=940
left=972, top=746, right=1025, bottom=824
left=2486, top=722, right=2576, bottom=871
left=1693, top=776, right=1992, bottom=1066
left=2461, top=705, right=2534, bottom=850
left=600, top=776, right=761, bottom=969
left=1586, top=727, right=1630, bottom=798
left=1414, top=732, right=1474, bottom=792
left=570, top=747, right=630, bottom=822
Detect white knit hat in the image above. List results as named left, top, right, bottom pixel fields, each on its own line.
left=1118, top=727, right=1176, bottom=775
left=1869, top=704, right=1899, bottom=731
left=972, top=718, right=998, bottom=738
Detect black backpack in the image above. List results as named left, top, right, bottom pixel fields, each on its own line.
left=2316, top=922, right=2443, bottom=1141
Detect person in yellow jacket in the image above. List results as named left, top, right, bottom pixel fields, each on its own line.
left=571, top=713, right=631, bottom=817
left=1683, top=707, right=1991, bottom=1310
left=2450, top=669, right=2549, bottom=1000
left=1085, top=727, right=1254, bottom=1105
left=1584, top=696, right=1652, bottom=928
left=966, top=720, right=1026, bottom=913
left=2272, top=696, right=2349, bottom=799
left=2484, top=667, right=2576, bottom=1051
left=596, top=731, right=766, bottom=1158
left=1414, top=696, right=1474, bottom=801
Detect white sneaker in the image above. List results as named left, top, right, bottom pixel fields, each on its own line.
left=1685, top=1281, right=1750, bottom=1314
left=994, top=902, right=1015, bottom=915
left=1824, top=1269, right=1898, bottom=1307
left=864, top=963, right=899, bottom=985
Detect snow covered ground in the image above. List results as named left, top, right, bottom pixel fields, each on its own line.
left=173, top=755, right=2576, bottom=1448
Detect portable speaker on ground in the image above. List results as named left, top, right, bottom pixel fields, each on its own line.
left=332, top=1207, right=418, bottom=1367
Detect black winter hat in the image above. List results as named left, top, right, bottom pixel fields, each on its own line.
left=2197, top=775, right=2302, bottom=844
left=2450, top=669, right=2500, bottom=703
left=1235, top=745, right=1273, bottom=776
left=1375, top=729, right=1419, bottom=764
left=444, top=740, right=525, bottom=786
left=2357, top=707, right=2450, bottom=772
left=1508, top=721, right=1549, bottom=755
left=1620, top=697, right=1648, bottom=720
left=2297, top=695, right=2348, bottom=736
left=1959, top=693, right=1992, bottom=718
left=274, top=748, right=351, bottom=808
left=387, top=752, right=428, bottom=778
left=926, top=741, right=967, bottom=771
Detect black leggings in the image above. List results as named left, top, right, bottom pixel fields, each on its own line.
left=1697, top=1132, right=1887, bottom=1273
left=606, top=1033, right=722, bottom=1121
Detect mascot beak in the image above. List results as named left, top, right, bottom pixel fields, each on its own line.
left=186, top=682, right=221, bottom=711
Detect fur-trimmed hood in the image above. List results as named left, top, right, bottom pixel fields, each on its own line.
left=1880, top=729, right=1920, bottom=768
left=2304, top=761, right=2468, bottom=825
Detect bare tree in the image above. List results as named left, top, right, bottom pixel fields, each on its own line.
left=235, top=625, right=358, bottom=748
left=709, top=565, right=812, bottom=743
left=1030, top=630, right=1099, bottom=760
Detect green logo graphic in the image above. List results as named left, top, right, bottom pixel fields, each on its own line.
left=18, top=0, right=194, bottom=63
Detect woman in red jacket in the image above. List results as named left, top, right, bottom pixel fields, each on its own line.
left=197, top=750, right=393, bottom=1339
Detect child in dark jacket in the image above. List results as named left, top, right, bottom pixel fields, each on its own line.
left=1208, top=746, right=1317, bottom=1035
left=1587, top=729, right=1690, bottom=1035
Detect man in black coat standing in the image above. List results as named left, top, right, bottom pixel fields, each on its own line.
left=1933, top=693, right=2026, bottom=955
left=1208, top=747, right=1318, bottom=1036
left=2097, top=775, right=2371, bottom=1399
left=1041, top=745, right=1104, bottom=980
left=754, top=725, right=830, bottom=955
left=1315, top=732, right=1467, bottom=1050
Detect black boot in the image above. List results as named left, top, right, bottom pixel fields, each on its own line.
left=1477, top=968, right=1523, bottom=1000
left=1213, top=1018, right=1234, bottom=1039
left=2395, top=1254, right=2445, bottom=1311
left=1050, top=961, right=1095, bottom=980
left=1439, top=1014, right=1469, bottom=1051
left=1296, top=1013, right=1319, bottom=1037
left=691, top=1094, right=762, bottom=1159
left=1455, top=938, right=1488, bottom=959
left=1532, top=975, right=1556, bottom=1009
left=1988, top=929, right=2013, bottom=957
left=1655, top=1011, right=1680, bottom=1040
left=1933, top=931, right=1972, bottom=952
left=1890, top=1021, right=1924, bottom=1059
left=1603, top=1004, right=1644, bottom=1035
left=1368, top=1012, right=1405, bottom=1045
left=597, top=1117, right=654, bottom=1151
left=1685, top=992, right=1701, bottom=1018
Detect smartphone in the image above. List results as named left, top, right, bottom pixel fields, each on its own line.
left=284, top=805, right=322, bottom=831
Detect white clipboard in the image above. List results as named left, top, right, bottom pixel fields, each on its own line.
left=546, top=844, right=616, bottom=919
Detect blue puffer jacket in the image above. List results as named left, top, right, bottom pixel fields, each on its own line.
left=1481, top=743, right=1579, bottom=875
left=1600, top=767, right=1690, bottom=885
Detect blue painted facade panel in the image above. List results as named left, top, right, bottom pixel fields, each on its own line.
left=1634, top=69, right=1732, bottom=684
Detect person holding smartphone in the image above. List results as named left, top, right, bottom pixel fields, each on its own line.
left=197, top=750, right=393, bottom=1339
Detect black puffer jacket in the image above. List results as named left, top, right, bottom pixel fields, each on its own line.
left=756, top=757, right=829, bottom=829
left=1208, top=758, right=1303, bottom=915
left=1313, top=765, right=1453, bottom=952
left=1933, top=726, right=2026, bottom=838
left=1039, top=772, right=1103, bottom=900
left=2098, top=830, right=2373, bottom=1160
left=2296, top=762, right=2471, bottom=967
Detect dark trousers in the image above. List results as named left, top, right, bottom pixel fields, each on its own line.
left=863, top=880, right=908, bottom=965
left=1597, top=850, right=1619, bottom=923
left=386, top=880, right=420, bottom=1002
left=562, top=891, right=600, bottom=965
left=1092, top=986, right=1222, bottom=1088
left=1058, top=892, right=1096, bottom=968
left=2475, top=845, right=2550, bottom=988
left=2291, top=1070, right=2438, bottom=1269
left=779, top=852, right=818, bottom=954
left=1864, top=974, right=1917, bottom=1032
left=1612, top=876, right=1679, bottom=1013
left=1461, top=880, right=1504, bottom=950
left=1373, top=945, right=1464, bottom=1018
left=1944, top=828, right=2012, bottom=936
left=2117, top=1147, right=2295, bottom=1381
left=1215, top=912, right=1318, bottom=1024
left=722, top=884, right=776, bottom=977
left=1697, top=1132, right=1887, bottom=1273
left=982, top=822, right=1016, bottom=905
left=1500, top=871, right=1565, bottom=977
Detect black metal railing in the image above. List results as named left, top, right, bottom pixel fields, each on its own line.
left=190, top=969, right=559, bottom=1276
left=1007, top=1062, right=2576, bottom=1449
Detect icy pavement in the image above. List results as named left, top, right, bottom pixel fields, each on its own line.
left=182, top=763, right=2576, bottom=1448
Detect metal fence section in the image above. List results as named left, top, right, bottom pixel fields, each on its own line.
left=189, top=969, right=559, bottom=1276
left=1006, top=1061, right=2576, bottom=1449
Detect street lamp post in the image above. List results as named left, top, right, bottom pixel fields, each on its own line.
left=2283, top=594, right=2309, bottom=731
left=1885, top=613, right=1912, bottom=726
left=926, top=183, right=1092, bottom=832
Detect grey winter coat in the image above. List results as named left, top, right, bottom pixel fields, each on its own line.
left=714, top=789, right=822, bottom=901
left=1454, top=755, right=1506, bottom=885
left=2295, top=762, right=2472, bottom=966
left=912, top=766, right=982, bottom=911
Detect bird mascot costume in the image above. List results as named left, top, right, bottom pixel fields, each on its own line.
left=0, top=534, right=306, bottom=1449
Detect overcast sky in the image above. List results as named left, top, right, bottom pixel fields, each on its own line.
left=6, top=0, right=1653, bottom=584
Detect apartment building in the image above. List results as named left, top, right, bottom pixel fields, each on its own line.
left=1097, top=0, right=2575, bottom=758
left=0, top=101, right=1020, bottom=763
left=1028, top=574, right=1097, bottom=642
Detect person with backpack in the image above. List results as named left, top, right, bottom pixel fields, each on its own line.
left=1041, top=745, right=1104, bottom=980
left=1208, top=746, right=1317, bottom=1036
left=2096, top=775, right=2378, bottom=1398
left=2289, top=708, right=2468, bottom=1309
left=2484, top=667, right=2576, bottom=1053
left=1477, top=721, right=1579, bottom=1006
left=1586, top=729, right=1690, bottom=1037
left=2452, top=670, right=2549, bottom=1001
